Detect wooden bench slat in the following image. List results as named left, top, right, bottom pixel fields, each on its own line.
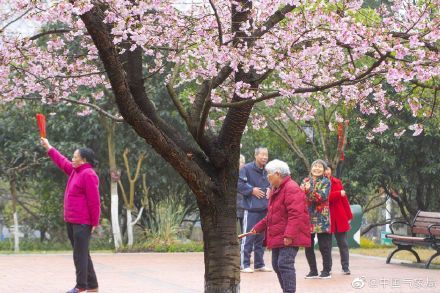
left=412, top=227, right=429, bottom=235
left=414, top=217, right=440, bottom=224
left=418, top=211, right=440, bottom=218
left=411, top=227, right=440, bottom=236
left=413, top=223, right=440, bottom=230
left=385, top=235, right=428, bottom=243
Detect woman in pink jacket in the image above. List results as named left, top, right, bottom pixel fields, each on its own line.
left=251, top=159, right=310, bottom=293
left=41, top=138, right=100, bottom=293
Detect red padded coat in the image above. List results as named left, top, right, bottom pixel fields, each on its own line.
left=253, top=177, right=311, bottom=248
left=328, top=176, right=353, bottom=233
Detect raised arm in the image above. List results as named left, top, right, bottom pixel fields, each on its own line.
left=41, top=138, right=73, bottom=175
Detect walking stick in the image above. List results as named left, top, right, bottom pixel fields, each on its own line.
left=238, top=231, right=257, bottom=239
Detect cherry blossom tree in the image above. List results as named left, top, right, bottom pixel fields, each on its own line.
left=0, top=0, right=438, bottom=291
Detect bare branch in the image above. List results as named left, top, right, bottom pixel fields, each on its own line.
left=131, top=206, right=144, bottom=226
left=208, top=0, right=223, bottom=45
left=361, top=219, right=392, bottom=235
left=29, top=29, right=71, bottom=41
left=0, top=8, right=33, bottom=32
left=117, top=180, right=129, bottom=207
left=18, top=96, right=124, bottom=122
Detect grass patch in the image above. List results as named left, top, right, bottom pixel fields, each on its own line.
left=0, top=239, right=203, bottom=254
left=0, top=238, right=114, bottom=253
left=117, top=241, right=204, bottom=253
left=352, top=247, right=440, bottom=265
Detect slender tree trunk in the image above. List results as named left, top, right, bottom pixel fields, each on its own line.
left=40, top=228, right=46, bottom=242
left=105, top=119, right=123, bottom=249
left=10, top=177, right=19, bottom=252
left=110, top=181, right=122, bottom=248
left=126, top=209, right=134, bottom=247
left=13, top=212, right=19, bottom=252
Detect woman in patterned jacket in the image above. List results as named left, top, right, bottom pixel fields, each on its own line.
left=300, top=159, right=332, bottom=279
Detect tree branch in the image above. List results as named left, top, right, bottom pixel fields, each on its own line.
left=29, top=29, right=71, bottom=41
left=267, top=116, right=310, bottom=170
left=130, top=206, right=144, bottom=226
left=254, top=4, right=296, bottom=37
left=361, top=219, right=392, bottom=235
left=79, top=4, right=213, bottom=206
left=208, top=0, right=223, bottom=45
left=0, top=8, right=33, bottom=32
left=213, top=53, right=389, bottom=108
left=18, top=96, right=124, bottom=122
left=166, top=62, right=189, bottom=122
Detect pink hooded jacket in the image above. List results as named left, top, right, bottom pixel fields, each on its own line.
left=48, top=148, right=101, bottom=226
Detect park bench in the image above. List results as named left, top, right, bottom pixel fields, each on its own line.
left=385, top=210, right=440, bottom=269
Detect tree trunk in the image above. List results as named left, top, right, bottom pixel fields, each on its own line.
left=40, top=228, right=46, bottom=242
left=110, top=181, right=122, bottom=248
left=13, top=212, right=19, bottom=252
left=200, top=170, right=240, bottom=292
left=126, top=209, right=134, bottom=247
left=10, top=177, right=19, bottom=252
left=105, top=119, right=123, bottom=249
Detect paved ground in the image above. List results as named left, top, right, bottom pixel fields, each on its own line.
left=0, top=250, right=439, bottom=292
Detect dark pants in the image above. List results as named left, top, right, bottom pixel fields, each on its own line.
left=240, top=210, right=266, bottom=269
left=66, top=223, right=98, bottom=290
left=334, top=232, right=350, bottom=270
left=305, top=233, right=332, bottom=274
left=237, top=217, right=244, bottom=234
left=272, top=246, right=299, bottom=293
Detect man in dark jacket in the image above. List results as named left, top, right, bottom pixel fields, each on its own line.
left=237, top=147, right=271, bottom=273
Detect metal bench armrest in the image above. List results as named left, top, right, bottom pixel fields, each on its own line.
left=389, top=220, right=411, bottom=234
left=427, top=224, right=440, bottom=240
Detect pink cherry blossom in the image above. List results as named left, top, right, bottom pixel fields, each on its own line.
left=0, top=0, right=437, bottom=138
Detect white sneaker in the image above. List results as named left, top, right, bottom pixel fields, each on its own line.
left=241, top=267, right=254, bottom=273
left=255, top=266, right=272, bottom=272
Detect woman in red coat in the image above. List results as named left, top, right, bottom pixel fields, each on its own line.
left=251, top=159, right=310, bottom=293
left=325, top=165, right=353, bottom=275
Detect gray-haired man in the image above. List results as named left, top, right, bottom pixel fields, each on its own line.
left=237, top=147, right=272, bottom=273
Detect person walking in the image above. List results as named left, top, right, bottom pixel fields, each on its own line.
left=325, top=164, right=353, bottom=275
left=40, top=138, right=100, bottom=293
left=301, top=159, right=332, bottom=279
left=251, top=159, right=310, bottom=293
left=237, top=147, right=272, bottom=273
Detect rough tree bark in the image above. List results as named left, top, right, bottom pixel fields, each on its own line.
left=77, top=2, right=296, bottom=291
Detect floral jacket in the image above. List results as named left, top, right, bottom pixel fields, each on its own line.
left=301, top=176, right=331, bottom=234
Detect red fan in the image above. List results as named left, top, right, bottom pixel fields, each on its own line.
left=36, top=113, right=47, bottom=138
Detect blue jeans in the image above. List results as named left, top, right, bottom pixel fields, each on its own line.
left=272, top=246, right=299, bottom=293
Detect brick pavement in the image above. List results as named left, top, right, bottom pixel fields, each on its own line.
left=0, top=250, right=438, bottom=292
